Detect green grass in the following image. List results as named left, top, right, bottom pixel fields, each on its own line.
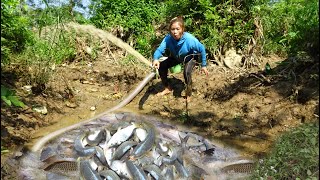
left=251, top=122, right=319, bottom=179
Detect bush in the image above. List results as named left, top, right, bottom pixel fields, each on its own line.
left=251, top=122, right=319, bottom=179
left=1, top=0, right=34, bottom=63
left=13, top=28, right=76, bottom=85
left=252, top=0, right=319, bottom=56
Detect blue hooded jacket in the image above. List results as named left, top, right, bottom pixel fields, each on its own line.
left=153, top=32, right=207, bottom=67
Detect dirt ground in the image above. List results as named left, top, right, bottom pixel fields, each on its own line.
left=1, top=26, right=319, bottom=178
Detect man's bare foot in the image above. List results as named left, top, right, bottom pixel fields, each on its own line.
left=156, top=88, right=172, bottom=96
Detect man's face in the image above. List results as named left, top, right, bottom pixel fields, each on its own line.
left=170, top=22, right=184, bottom=40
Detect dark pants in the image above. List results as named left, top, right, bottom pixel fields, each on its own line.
left=159, top=55, right=199, bottom=96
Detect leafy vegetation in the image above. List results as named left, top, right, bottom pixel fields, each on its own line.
left=251, top=122, right=319, bottom=179
left=1, top=0, right=34, bottom=63
left=1, top=85, right=25, bottom=108
left=252, top=0, right=319, bottom=56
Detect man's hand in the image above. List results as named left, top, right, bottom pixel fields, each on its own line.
left=201, top=66, right=209, bottom=76
left=153, top=60, right=160, bottom=69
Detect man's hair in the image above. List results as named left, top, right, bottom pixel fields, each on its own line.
left=169, top=16, right=185, bottom=31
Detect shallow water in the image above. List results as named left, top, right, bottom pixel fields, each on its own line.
left=18, top=111, right=255, bottom=180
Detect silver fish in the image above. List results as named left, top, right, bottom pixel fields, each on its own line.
left=134, top=127, right=147, bottom=142
left=161, top=145, right=181, bottom=165
left=126, top=160, right=147, bottom=180
left=107, top=121, right=131, bottom=134
left=156, top=140, right=169, bottom=154
left=162, top=165, right=174, bottom=180
left=95, top=146, right=107, bottom=166
left=46, top=172, right=71, bottom=180
left=104, top=146, right=115, bottom=167
left=131, top=124, right=155, bottom=158
left=173, top=159, right=189, bottom=178
left=112, top=141, right=138, bottom=160
left=86, top=129, right=106, bottom=146
left=105, top=129, right=112, bottom=144
left=110, top=160, right=132, bottom=179
left=40, top=146, right=57, bottom=162
left=184, top=132, right=215, bottom=150
left=74, top=132, right=96, bottom=157
left=143, top=164, right=164, bottom=180
left=80, top=160, right=102, bottom=180
left=99, top=169, right=121, bottom=180
left=106, top=123, right=138, bottom=147
left=136, top=154, right=154, bottom=167
left=186, top=163, right=208, bottom=180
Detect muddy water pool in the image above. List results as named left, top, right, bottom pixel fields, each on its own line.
left=18, top=111, right=255, bottom=180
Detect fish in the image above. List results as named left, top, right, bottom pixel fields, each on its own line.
left=99, top=169, right=121, bottom=180
left=80, top=160, right=102, bottom=180
left=126, top=160, right=147, bottom=180
left=187, top=132, right=215, bottom=150
left=104, top=146, right=115, bottom=167
left=110, top=160, right=132, bottom=179
left=173, top=159, right=189, bottom=178
left=136, top=154, right=154, bottom=167
left=86, top=129, right=106, bottom=146
left=134, top=127, right=147, bottom=142
left=107, top=121, right=131, bottom=134
left=112, top=141, right=138, bottom=160
left=105, top=129, right=112, bottom=144
left=161, top=144, right=182, bottom=165
left=74, top=132, right=96, bottom=157
left=143, top=164, right=164, bottom=180
left=183, top=156, right=209, bottom=180
left=130, top=124, right=155, bottom=158
left=155, top=140, right=169, bottom=155
left=162, top=165, right=174, bottom=180
left=40, top=146, right=57, bottom=162
left=43, top=159, right=78, bottom=177
left=106, top=122, right=138, bottom=147
left=186, top=164, right=208, bottom=180
left=221, top=162, right=255, bottom=174
left=94, top=146, right=107, bottom=166
left=46, top=172, right=71, bottom=180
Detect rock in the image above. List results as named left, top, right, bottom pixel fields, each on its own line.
left=22, top=85, right=32, bottom=94
left=85, top=47, right=92, bottom=55
left=89, top=88, right=98, bottom=92
left=65, top=101, right=78, bottom=108
left=90, top=106, right=96, bottom=111
left=32, top=106, right=48, bottom=115
left=223, top=48, right=243, bottom=69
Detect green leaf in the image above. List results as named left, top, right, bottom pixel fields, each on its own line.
left=1, top=86, right=14, bottom=96
left=1, top=149, right=9, bottom=154
left=307, top=169, right=312, bottom=176
left=1, top=96, right=12, bottom=106
left=1, top=86, right=9, bottom=96
left=7, top=96, right=25, bottom=108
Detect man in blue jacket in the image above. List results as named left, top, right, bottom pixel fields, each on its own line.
left=152, top=16, right=209, bottom=100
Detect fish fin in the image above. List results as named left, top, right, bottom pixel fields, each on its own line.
left=179, top=133, right=189, bottom=149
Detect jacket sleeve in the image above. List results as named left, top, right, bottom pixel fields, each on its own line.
left=153, top=35, right=168, bottom=61
left=194, top=39, right=207, bottom=67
